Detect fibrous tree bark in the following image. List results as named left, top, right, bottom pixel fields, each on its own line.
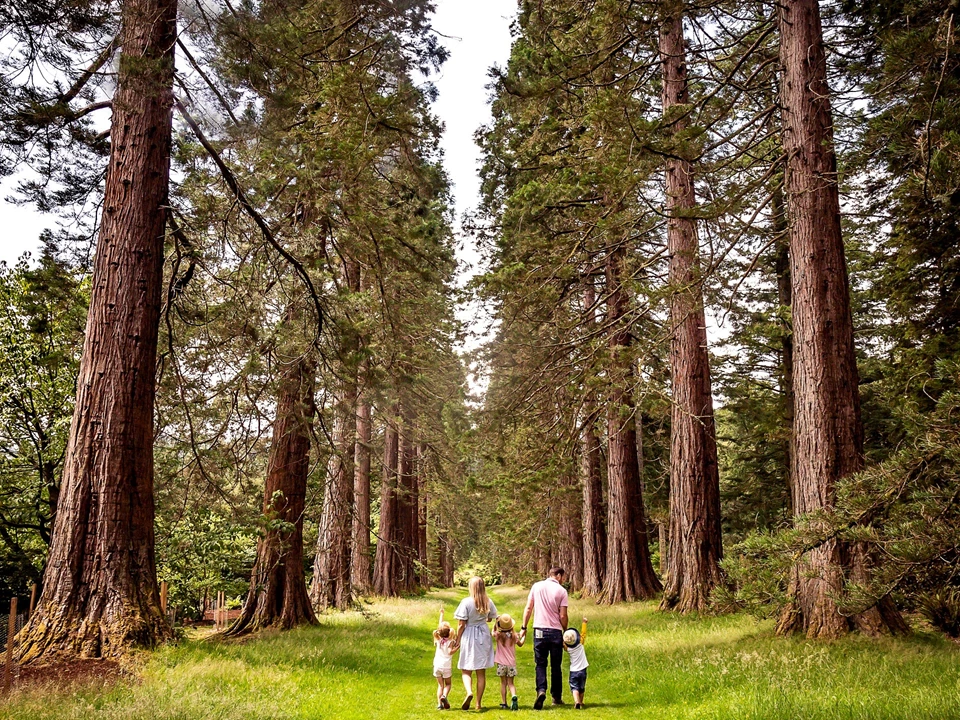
left=658, top=4, right=723, bottom=613
left=312, top=258, right=361, bottom=611
left=581, top=282, right=607, bottom=597
left=775, top=0, right=906, bottom=638
left=436, top=513, right=455, bottom=587
left=603, top=245, right=662, bottom=604
left=311, top=393, right=356, bottom=610
left=17, top=0, right=177, bottom=662
left=228, top=354, right=317, bottom=634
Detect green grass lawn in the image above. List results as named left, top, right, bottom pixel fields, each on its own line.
left=5, top=586, right=960, bottom=720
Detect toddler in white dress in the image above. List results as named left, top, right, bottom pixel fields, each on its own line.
left=432, top=606, right=455, bottom=709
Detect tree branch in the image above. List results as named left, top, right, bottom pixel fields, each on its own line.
left=174, top=97, right=324, bottom=337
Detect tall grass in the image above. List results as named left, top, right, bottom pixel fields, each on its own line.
left=4, top=586, right=959, bottom=719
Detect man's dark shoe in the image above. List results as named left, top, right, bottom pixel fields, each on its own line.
left=552, top=698, right=564, bottom=706
left=533, top=693, right=546, bottom=710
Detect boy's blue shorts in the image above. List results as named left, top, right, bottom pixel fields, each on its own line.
left=569, top=669, right=587, bottom=693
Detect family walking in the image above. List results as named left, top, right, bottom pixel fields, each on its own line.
left=432, top=568, right=591, bottom=711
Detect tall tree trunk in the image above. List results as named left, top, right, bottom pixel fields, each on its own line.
left=17, top=0, right=177, bottom=662
left=581, top=283, right=607, bottom=597
left=558, top=472, right=584, bottom=591
left=417, top=443, right=430, bottom=587
left=311, top=394, right=356, bottom=610
left=228, top=355, right=317, bottom=634
left=437, top=513, right=455, bottom=587
left=603, top=246, right=662, bottom=604
left=312, top=258, right=361, bottom=610
left=373, top=408, right=401, bottom=596
left=775, top=0, right=906, bottom=638
left=537, top=540, right=551, bottom=578
left=658, top=5, right=723, bottom=614
left=350, top=378, right=373, bottom=595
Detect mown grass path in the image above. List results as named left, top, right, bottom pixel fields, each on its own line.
left=5, top=586, right=960, bottom=719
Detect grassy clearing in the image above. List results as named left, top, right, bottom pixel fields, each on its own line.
left=4, top=586, right=960, bottom=720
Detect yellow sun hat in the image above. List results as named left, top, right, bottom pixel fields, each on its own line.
left=495, top=614, right=515, bottom=632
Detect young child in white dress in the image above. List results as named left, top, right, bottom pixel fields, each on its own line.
left=493, top=613, right=525, bottom=710
left=563, top=617, right=589, bottom=710
left=432, top=605, right=456, bottom=709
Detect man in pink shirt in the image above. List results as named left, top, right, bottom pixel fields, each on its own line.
left=519, top=567, right=569, bottom=709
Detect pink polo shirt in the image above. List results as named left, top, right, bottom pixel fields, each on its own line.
left=529, top=578, right=568, bottom=630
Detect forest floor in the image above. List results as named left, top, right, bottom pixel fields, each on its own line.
left=3, top=585, right=959, bottom=720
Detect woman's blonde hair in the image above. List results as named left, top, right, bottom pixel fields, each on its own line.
left=468, top=576, right=490, bottom=615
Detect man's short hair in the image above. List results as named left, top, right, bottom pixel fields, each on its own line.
left=549, top=567, right=565, bottom=578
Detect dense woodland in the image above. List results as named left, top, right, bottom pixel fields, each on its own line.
left=0, top=0, right=958, bottom=662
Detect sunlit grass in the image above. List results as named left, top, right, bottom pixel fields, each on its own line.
left=4, top=586, right=960, bottom=719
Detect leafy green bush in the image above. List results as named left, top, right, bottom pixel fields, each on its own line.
left=454, top=559, right=502, bottom=587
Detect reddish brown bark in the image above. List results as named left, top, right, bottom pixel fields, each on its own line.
left=17, top=0, right=177, bottom=662
left=658, top=6, right=723, bottom=614
left=436, top=514, right=455, bottom=587
left=602, top=246, right=662, bottom=604
left=417, top=443, right=430, bottom=587
left=350, top=388, right=373, bottom=594
left=373, top=410, right=402, bottom=596
left=557, top=472, right=584, bottom=591
left=774, top=0, right=905, bottom=638
left=368, top=400, right=420, bottom=596
left=228, top=357, right=317, bottom=634
left=581, top=283, right=607, bottom=597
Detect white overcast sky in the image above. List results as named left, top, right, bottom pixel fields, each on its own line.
left=0, top=1, right=517, bottom=268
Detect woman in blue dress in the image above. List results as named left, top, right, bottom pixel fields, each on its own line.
left=453, top=576, right=497, bottom=710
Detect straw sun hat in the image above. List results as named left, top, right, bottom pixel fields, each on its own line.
left=495, top=614, right=515, bottom=632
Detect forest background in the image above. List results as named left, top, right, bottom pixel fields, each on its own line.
left=0, top=0, right=959, bottom=669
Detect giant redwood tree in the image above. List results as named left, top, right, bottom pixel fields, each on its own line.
left=775, top=0, right=905, bottom=638
left=312, top=257, right=362, bottom=611
left=228, top=352, right=317, bottom=634
left=602, top=245, right=662, bottom=604
left=580, top=282, right=606, bottom=597
left=658, top=2, right=724, bottom=613
left=17, top=0, right=177, bottom=661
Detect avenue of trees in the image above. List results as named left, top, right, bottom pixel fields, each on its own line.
left=0, top=0, right=957, bottom=663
